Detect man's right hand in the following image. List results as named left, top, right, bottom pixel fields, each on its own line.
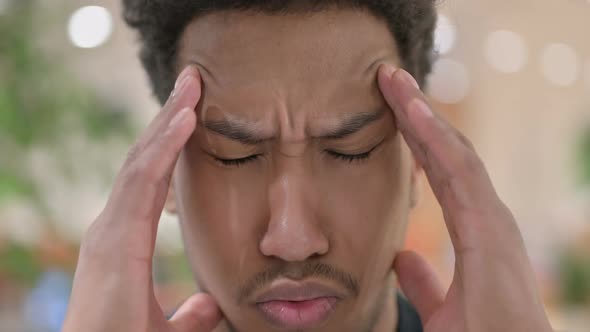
left=62, top=66, right=222, bottom=332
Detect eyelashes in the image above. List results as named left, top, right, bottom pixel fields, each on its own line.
left=215, top=154, right=262, bottom=167
left=324, top=148, right=375, bottom=163
left=324, top=138, right=384, bottom=164
left=214, top=141, right=383, bottom=167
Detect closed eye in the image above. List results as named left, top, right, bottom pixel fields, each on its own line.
left=214, top=154, right=261, bottom=167
left=325, top=144, right=380, bottom=163
left=212, top=139, right=384, bottom=167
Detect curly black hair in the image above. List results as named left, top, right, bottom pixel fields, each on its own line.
left=122, top=0, right=437, bottom=105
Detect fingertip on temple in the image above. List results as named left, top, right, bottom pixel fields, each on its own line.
left=379, top=63, right=398, bottom=80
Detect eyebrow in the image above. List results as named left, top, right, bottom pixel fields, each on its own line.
left=200, top=108, right=386, bottom=145
left=321, top=109, right=386, bottom=140
left=201, top=119, right=271, bottom=145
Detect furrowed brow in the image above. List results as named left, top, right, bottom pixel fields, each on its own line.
left=201, top=119, right=271, bottom=145
left=321, top=109, right=386, bottom=139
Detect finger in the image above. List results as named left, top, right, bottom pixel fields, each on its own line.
left=377, top=65, right=508, bottom=250
left=377, top=65, right=495, bottom=201
left=110, top=66, right=200, bottom=211
left=168, top=294, right=222, bottom=332
left=91, top=67, right=201, bottom=262
left=105, top=106, right=197, bottom=260
left=129, top=65, right=201, bottom=164
left=394, top=250, right=445, bottom=324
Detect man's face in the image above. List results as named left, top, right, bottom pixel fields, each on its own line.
left=170, top=8, right=417, bottom=332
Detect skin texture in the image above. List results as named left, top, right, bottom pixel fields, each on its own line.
left=63, top=8, right=553, bottom=332
left=169, top=9, right=414, bottom=332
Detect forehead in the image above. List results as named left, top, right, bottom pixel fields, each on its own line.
left=177, top=8, right=400, bottom=123
left=178, top=8, right=398, bottom=77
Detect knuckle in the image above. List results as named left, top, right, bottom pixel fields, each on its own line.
left=439, top=174, right=467, bottom=210
left=125, top=143, right=143, bottom=166
left=453, top=128, right=476, bottom=151
left=156, top=127, right=176, bottom=149
left=460, top=135, right=476, bottom=151
left=121, top=158, right=157, bottom=185
left=463, top=137, right=476, bottom=151
left=454, top=205, right=522, bottom=257
left=416, top=140, right=431, bottom=161
left=455, top=149, right=484, bottom=176
left=79, top=214, right=108, bottom=259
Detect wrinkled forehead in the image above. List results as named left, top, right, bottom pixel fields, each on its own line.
left=176, top=8, right=400, bottom=123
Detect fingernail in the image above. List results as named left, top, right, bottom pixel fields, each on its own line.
left=169, top=108, right=192, bottom=129
left=395, top=69, right=420, bottom=90
left=171, top=75, right=193, bottom=100
left=170, top=67, right=194, bottom=99
left=175, top=66, right=194, bottom=89
left=381, top=64, right=397, bottom=79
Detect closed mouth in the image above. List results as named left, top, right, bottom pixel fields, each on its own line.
left=253, top=280, right=345, bottom=330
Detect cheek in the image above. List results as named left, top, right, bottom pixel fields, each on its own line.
left=174, top=146, right=269, bottom=296
left=317, top=136, right=411, bottom=275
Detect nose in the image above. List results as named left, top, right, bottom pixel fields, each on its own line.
left=259, top=175, right=329, bottom=262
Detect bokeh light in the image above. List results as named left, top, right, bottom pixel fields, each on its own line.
left=0, top=0, right=10, bottom=14
left=67, top=6, right=113, bottom=49
left=485, top=30, right=528, bottom=74
left=540, top=43, right=579, bottom=86
left=434, top=14, right=456, bottom=55
left=427, top=58, right=470, bottom=104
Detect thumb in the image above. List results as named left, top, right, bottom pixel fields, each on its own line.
left=394, top=250, right=445, bottom=324
left=168, top=293, right=222, bottom=332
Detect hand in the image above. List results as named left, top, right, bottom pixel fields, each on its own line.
left=377, top=65, right=553, bottom=332
left=62, top=66, right=222, bottom=332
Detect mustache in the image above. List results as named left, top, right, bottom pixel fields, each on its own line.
left=238, top=261, right=360, bottom=303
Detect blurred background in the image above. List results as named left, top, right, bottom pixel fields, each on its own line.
left=0, top=0, right=588, bottom=331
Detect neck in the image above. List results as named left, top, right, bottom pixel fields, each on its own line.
left=370, top=287, right=398, bottom=332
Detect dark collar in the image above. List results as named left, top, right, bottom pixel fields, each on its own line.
left=396, top=293, right=423, bottom=332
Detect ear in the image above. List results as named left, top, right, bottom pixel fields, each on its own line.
left=409, top=153, right=423, bottom=209
left=164, top=174, right=178, bottom=215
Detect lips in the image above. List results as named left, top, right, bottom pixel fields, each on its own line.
left=254, top=280, right=344, bottom=330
